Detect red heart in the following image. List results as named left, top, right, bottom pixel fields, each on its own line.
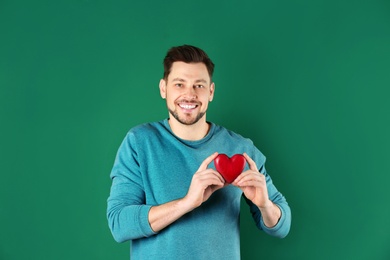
left=214, top=154, right=246, bottom=183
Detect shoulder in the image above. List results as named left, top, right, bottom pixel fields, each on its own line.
left=119, top=120, right=166, bottom=147
left=212, top=122, right=266, bottom=166
left=213, top=123, right=254, bottom=145
left=127, top=120, right=166, bottom=137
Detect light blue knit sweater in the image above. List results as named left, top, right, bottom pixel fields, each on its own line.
left=107, top=119, right=291, bottom=259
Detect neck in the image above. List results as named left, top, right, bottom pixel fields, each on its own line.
left=168, top=117, right=210, bottom=141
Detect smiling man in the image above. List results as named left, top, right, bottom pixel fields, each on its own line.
left=160, top=61, right=214, bottom=140
left=107, top=45, right=291, bottom=259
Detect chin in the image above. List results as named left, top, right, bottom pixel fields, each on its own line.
left=169, top=110, right=206, bottom=126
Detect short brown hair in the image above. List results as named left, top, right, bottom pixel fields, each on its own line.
left=163, top=45, right=215, bottom=80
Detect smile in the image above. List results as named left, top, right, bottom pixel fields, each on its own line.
left=179, top=104, right=197, bottom=109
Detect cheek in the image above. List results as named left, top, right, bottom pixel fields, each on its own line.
left=200, top=92, right=212, bottom=103
left=165, top=92, right=178, bottom=105
left=200, top=97, right=211, bottom=110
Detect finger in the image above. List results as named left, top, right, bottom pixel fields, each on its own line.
left=210, top=183, right=225, bottom=192
left=232, top=170, right=250, bottom=184
left=197, top=169, right=225, bottom=184
left=197, top=152, right=219, bottom=172
left=195, top=176, right=225, bottom=191
left=243, top=153, right=258, bottom=171
left=235, top=179, right=263, bottom=188
left=233, top=170, right=263, bottom=185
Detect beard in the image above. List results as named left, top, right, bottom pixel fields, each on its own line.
left=168, top=107, right=206, bottom=125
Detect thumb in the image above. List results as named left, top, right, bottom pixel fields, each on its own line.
left=197, top=152, right=219, bottom=172
left=243, top=153, right=258, bottom=171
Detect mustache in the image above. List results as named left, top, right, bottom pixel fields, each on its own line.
left=176, top=99, right=200, bottom=104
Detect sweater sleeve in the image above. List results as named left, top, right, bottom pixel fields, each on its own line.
left=107, top=132, right=157, bottom=243
left=244, top=167, right=291, bottom=238
left=244, top=147, right=291, bottom=238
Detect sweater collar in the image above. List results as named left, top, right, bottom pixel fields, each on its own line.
left=163, top=118, right=215, bottom=147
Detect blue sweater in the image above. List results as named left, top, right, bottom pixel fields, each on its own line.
left=107, top=119, right=291, bottom=259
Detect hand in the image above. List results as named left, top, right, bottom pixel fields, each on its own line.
left=148, top=153, right=225, bottom=233
left=183, top=152, right=226, bottom=209
left=232, top=153, right=271, bottom=209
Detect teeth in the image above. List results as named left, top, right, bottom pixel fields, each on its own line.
left=179, top=104, right=196, bottom=109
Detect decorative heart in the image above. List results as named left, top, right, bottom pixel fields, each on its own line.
left=214, top=154, right=246, bottom=183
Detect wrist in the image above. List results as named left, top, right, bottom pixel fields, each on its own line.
left=258, top=199, right=273, bottom=211
left=259, top=201, right=282, bottom=228
left=179, top=196, right=197, bottom=213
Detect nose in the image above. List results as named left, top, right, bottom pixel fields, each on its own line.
left=184, top=85, right=197, bottom=100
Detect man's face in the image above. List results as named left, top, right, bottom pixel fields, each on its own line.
left=159, top=61, right=215, bottom=126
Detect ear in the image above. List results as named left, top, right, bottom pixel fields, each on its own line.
left=209, top=82, right=215, bottom=102
left=159, top=79, right=167, bottom=99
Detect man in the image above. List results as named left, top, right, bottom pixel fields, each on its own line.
left=107, top=45, right=291, bottom=259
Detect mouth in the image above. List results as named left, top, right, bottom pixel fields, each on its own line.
left=179, top=104, right=197, bottom=109
left=177, top=102, right=199, bottom=112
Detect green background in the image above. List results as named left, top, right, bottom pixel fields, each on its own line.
left=1, top=0, right=389, bottom=259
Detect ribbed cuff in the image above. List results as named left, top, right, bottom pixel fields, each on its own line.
left=138, top=205, right=158, bottom=237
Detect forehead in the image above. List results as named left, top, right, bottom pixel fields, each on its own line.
left=168, top=62, right=210, bottom=83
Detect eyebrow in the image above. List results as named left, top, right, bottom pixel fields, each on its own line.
left=172, top=78, right=208, bottom=84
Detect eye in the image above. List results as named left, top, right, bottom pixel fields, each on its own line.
left=194, top=85, right=204, bottom=88
left=175, top=83, right=183, bottom=88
